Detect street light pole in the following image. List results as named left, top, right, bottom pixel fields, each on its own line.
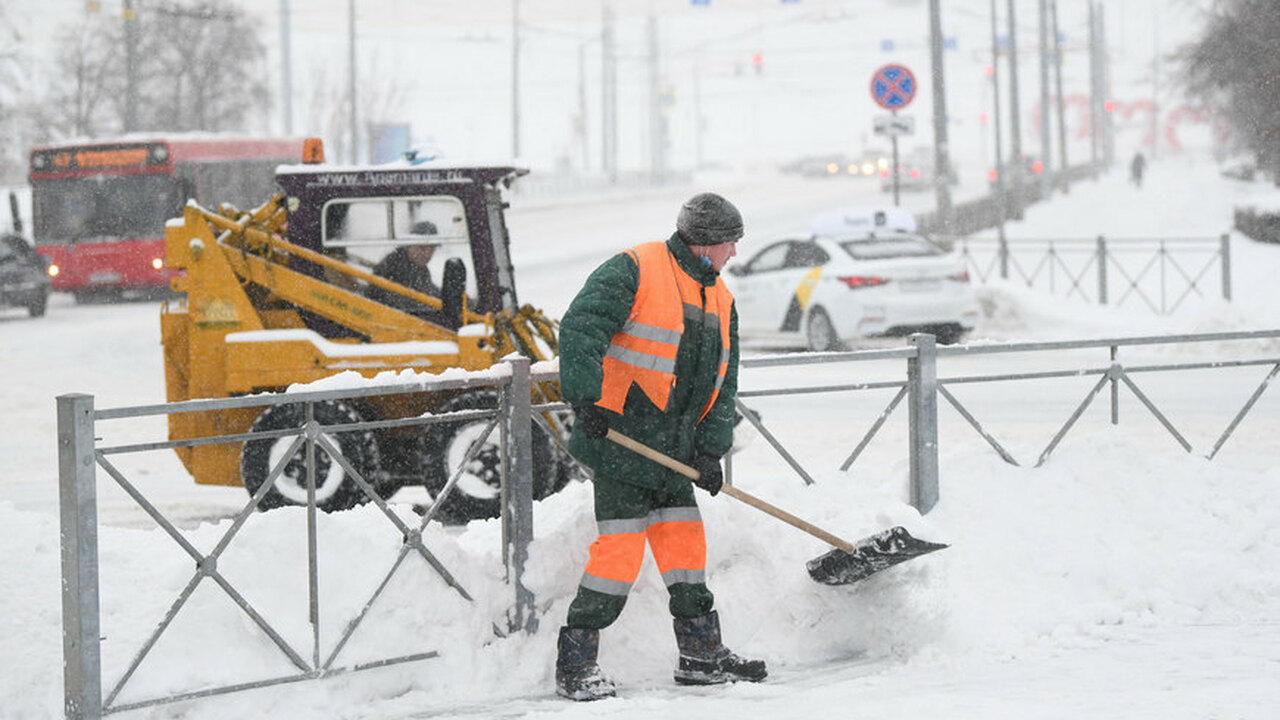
left=1006, top=0, right=1024, bottom=218
left=990, top=0, right=1008, bottom=276
left=124, top=0, right=138, bottom=132
left=1038, top=0, right=1052, bottom=196
left=347, top=0, right=358, bottom=164
left=280, top=0, right=293, bottom=135
left=512, top=0, right=521, bottom=159
left=928, top=0, right=953, bottom=229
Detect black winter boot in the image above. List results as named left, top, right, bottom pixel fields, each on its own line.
left=672, top=611, right=767, bottom=685
left=555, top=626, right=616, bottom=701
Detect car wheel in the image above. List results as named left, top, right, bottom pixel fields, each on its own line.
left=935, top=325, right=967, bottom=345
left=806, top=307, right=841, bottom=352
left=421, top=391, right=568, bottom=524
left=27, top=290, right=48, bottom=317
left=240, top=400, right=381, bottom=512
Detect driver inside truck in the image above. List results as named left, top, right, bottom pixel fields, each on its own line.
left=365, top=220, right=446, bottom=324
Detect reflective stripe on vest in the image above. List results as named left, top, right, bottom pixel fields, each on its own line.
left=597, top=242, right=733, bottom=423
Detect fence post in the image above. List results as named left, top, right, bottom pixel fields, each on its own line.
left=1220, top=233, right=1232, bottom=302
left=906, top=334, right=940, bottom=514
left=501, top=357, right=537, bottom=634
left=1096, top=235, right=1108, bottom=305
left=58, top=394, right=102, bottom=720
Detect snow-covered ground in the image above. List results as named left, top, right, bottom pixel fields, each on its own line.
left=3, top=158, right=1280, bottom=720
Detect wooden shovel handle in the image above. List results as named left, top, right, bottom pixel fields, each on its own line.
left=605, top=429, right=855, bottom=553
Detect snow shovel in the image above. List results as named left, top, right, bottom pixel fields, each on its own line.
left=605, top=429, right=948, bottom=585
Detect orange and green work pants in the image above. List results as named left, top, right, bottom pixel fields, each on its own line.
left=565, top=474, right=715, bottom=629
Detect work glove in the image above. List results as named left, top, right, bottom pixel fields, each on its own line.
left=688, top=454, right=724, bottom=497
left=573, top=404, right=609, bottom=440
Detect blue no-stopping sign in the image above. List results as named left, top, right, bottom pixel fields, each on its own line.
left=870, top=64, right=917, bottom=110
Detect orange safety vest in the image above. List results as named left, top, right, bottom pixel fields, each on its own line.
left=596, top=241, right=733, bottom=423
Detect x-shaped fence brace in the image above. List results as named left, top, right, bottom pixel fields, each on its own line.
left=90, top=402, right=501, bottom=715
left=732, top=352, right=1279, bottom=490
left=954, top=237, right=1226, bottom=316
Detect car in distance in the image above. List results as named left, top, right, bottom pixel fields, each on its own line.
left=724, top=214, right=978, bottom=351
left=0, top=232, right=52, bottom=317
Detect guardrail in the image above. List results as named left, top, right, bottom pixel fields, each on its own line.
left=58, top=358, right=550, bottom=720
left=731, top=328, right=1279, bottom=502
left=945, top=234, right=1231, bottom=314
left=59, top=329, right=1280, bottom=718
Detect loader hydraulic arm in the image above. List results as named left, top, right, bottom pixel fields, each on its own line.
left=170, top=197, right=492, bottom=343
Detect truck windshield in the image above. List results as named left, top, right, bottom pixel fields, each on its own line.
left=33, top=174, right=181, bottom=243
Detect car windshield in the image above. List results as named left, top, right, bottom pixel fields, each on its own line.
left=837, top=235, right=944, bottom=260
left=33, top=174, right=181, bottom=242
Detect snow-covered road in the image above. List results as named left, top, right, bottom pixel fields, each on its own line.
left=3, top=161, right=1280, bottom=720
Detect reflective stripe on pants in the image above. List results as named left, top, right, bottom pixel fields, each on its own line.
left=579, top=506, right=707, bottom=597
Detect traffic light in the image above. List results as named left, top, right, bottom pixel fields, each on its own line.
left=752, top=52, right=763, bottom=75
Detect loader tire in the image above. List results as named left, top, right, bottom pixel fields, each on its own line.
left=240, top=400, right=382, bottom=513
left=421, top=391, right=569, bottom=525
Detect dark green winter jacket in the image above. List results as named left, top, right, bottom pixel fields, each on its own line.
left=559, top=233, right=740, bottom=492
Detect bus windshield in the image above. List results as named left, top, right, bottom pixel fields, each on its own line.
left=33, top=174, right=181, bottom=243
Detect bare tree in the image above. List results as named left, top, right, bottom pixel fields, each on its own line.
left=131, top=2, right=271, bottom=132
left=0, top=5, right=32, bottom=181
left=41, top=16, right=123, bottom=138
left=35, top=1, right=271, bottom=138
left=1180, top=0, right=1280, bottom=182
left=300, top=52, right=418, bottom=163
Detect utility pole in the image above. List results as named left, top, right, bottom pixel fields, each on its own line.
left=280, top=0, right=293, bottom=135
left=928, top=0, right=953, bottom=229
left=990, top=0, right=1008, bottom=274
left=1100, top=8, right=1114, bottom=166
left=1038, top=0, right=1052, bottom=197
left=1088, top=1, right=1100, bottom=175
left=578, top=42, right=590, bottom=172
left=1150, top=18, right=1159, bottom=160
left=348, top=0, right=358, bottom=164
left=1006, top=0, right=1024, bottom=218
left=601, top=5, right=618, bottom=182
left=647, top=16, right=664, bottom=182
left=1051, top=0, right=1069, bottom=191
left=124, top=0, right=138, bottom=132
left=512, top=0, right=521, bottom=160
left=694, top=54, right=704, bottom=170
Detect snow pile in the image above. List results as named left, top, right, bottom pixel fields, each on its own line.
left=2, top=421, right=1278, bottom=719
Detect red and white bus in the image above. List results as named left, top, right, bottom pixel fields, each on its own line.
left=28, top=135, right=308, bottom=300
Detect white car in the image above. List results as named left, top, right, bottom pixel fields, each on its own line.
left=724, top=230, right=979, bottom=351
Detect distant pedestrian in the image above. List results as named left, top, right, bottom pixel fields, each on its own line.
left=1130, top=152, right=1147, bottom=188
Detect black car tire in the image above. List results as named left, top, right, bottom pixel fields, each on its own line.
left=935, top=325, right=967, bottom=345
left=240, top=400, right=381, bottom=512
left=27, top=290, right=48, bottom=317
left=421, top=391, right=568, bottom=524
left=806, top=307, right=841, bottom=352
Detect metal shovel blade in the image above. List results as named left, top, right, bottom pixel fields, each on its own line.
left=806, top=526, right=949, bottom=585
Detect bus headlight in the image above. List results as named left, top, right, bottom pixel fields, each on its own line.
left=152, top=257, right=164, bottom=270
left=47, top=264, right=60, bottom=277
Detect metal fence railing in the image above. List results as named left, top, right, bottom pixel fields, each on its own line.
left=946, top=235, right=1231, bottom=314
left=60, top=329, right=1280, bottom=718
left=731, top=329, right=1279, bottom=498
left=59, top=358, right=549, bottom=720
